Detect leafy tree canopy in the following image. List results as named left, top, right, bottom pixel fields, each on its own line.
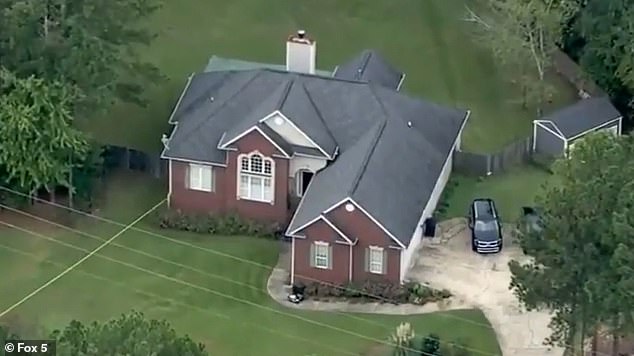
left=510, top=133, right=634, bottom=353
left=0, top=0, right=163, bottom=113
left=2, top=311, right=208, bottom=356
left=0, top=68, right=89, bottom=193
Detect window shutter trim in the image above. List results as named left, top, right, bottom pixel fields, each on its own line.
left=309, top=243, right=315, bottom=267
left=210, top=167, right=215, bottom=192
left=185, top=164, right=190, bottom=189
left=382, top=249, right=388, bottom=274
left=364, top=248, right=369, bottom=272
left=328, top=245, right=333, bottom=270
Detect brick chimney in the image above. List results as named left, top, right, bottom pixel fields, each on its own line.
left=286, top=30, right=316, bottom=74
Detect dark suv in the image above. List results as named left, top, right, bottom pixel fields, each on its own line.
left=468, top=199, right=503, bottom=253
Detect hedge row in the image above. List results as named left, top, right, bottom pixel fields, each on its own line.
left=156, top=209, right=281, bottom=238
left=298, top=280, right=451, bottom=305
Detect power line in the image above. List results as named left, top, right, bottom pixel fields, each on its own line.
left=0, top=241, right=357, bottom=356
left=0, top=199, right=165, bottom=318
left=0, top=185, right=573, bottom=355
left=0, top=216, right=501, bottom=356
left=0, top=185, right=561, bottom=355
left=0, top=203, right=388, bottom=331
left=0, top=186, right=497, bottom=330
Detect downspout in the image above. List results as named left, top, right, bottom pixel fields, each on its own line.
left=167, top=160, right=173, bottom=207
left=348, top=242, right=353, bottom=282
left=290, top=237, right=296, bottom=285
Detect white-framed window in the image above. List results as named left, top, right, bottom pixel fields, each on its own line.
left=238, top=152, right=274, bottom=203
left=368, top=246, right=385, bottom=274
left=188, top=163, right=213, bottom=192
left=311, top=241, right=331, bottom=269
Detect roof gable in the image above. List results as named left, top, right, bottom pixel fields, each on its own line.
left=163, top=67, right=468, bottom=246
left=541, top=97, right=621, bottom=139
left=218, top=80, right=338, bottom=158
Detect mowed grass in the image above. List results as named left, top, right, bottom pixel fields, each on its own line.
left=0, top=172, right=502, bottom=356
left=78, top=0, right=576, bottom=153
left=441, top=164, right=557, bottom=222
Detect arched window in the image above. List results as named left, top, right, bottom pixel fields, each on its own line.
left=238, top=152, right=274, bottom=202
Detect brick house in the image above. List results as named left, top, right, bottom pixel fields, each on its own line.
left=161, top=30, right=470, bottom=285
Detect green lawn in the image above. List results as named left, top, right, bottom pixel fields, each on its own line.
left=0, top=172, right=502, bottom=356
left=78, top=0, right=575, bottom=153
left=441, top=164, right=556, bottom=222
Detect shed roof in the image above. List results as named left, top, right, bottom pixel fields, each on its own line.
left=539, top=97, right=621, bottom=139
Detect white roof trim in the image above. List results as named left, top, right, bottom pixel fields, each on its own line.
left=161, top=123, right=229, bottom=167
left=534, top=121, right=567, bottom=141
left=567, top=116, right=622, bottom=141
left=320, top=215, right=353, bottom=244
left=287, top=196, right=406, bottom=249
left=347, top=198, right=406, bottom=249
left=286, top=197, right=348, bottom=236
left=162, top=156, right=227, bottom=168
left=286, top=110, right=471, bottom=246
left=396, top=73, right=406, bottom=92
left=264, top=111, right=334, bottom=160
left=332, top=65, right=339, bottom=77
left=218, top=125, right=291, bottom=158
left=293, top=152, right=328, bottom=159
left=257, top=111, right=282, bottom=124
left=534, top=120, right=566, bottom=140
left=168, top=73, right=194, bottom=124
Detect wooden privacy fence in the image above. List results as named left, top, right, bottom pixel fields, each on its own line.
left=453, top=136, right=533, bottom=176
left=101, top=145, right=166, bottom=179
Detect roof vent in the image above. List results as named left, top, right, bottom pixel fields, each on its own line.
left=407, top=121, right=412, bottom=128
left=209, top=96, right=214, bottom=102
left=297, top=29, right=306, bottom=38
left=345, top=203, right=355, bottom=212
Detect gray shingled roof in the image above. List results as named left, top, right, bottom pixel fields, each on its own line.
left=334, top=50, right=404, bottom=90
left=540, top=97, right=621, bottom=139
left=163, top=67, right=466, bottom=246
left=286, top=86, right=466, bottom=245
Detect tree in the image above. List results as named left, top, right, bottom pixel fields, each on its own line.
left=0, top=68, right=89, bottom=196
left=573, top=0, right=634, bottom=92
left=52, top=311, right=208, bottom=356
left=0, top=0, right=163, bottom=114
left=562, top=0, right=634, bottom=128
left=510, top=132, right=634, bottom=355
left=468, top=0, right=577, bottom=113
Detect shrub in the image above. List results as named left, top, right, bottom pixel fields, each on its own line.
left=420, top=333, right=442, bottom=355
left=156, top=209, right=279, bottom=238
left=301, top=280, right=451, bottom=305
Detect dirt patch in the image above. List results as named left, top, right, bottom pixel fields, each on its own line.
left=406, top=218, right=563, bottom=356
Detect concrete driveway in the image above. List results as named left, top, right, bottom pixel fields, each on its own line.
left=406, top=219, right=564, bottom=356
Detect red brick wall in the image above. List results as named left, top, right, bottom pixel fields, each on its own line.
left=225, top=130, right=289, bottom=224
left=169, top=160, right=226, bottom=213
left=293, top=219, right=350, bottom=285
left=326, top=202, right=402, bottom=284
left=168, top=129, right=290, bottom=225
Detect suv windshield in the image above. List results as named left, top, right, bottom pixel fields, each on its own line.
left=475, top=220, right=497, bottom=231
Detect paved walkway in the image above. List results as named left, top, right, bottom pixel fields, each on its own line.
left=266, top=221, right=563, bottom=356
left=266, top=241, right=468, bottom=314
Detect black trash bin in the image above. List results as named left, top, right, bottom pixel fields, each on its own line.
left=423, top=217, right=436, bottom=237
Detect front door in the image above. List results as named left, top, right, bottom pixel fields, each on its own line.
left=299, top=171, right=314, bottom=196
